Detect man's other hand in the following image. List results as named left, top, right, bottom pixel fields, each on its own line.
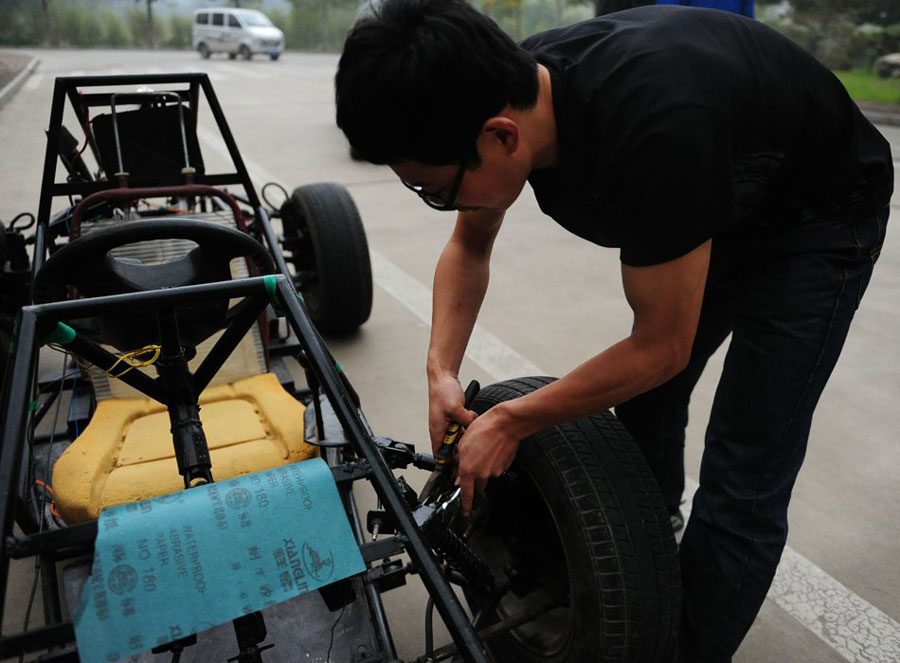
left=455, top=406, right=520, bottom=515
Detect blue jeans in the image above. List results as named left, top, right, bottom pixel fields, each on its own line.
left=616, top=206, right=889, bottom=662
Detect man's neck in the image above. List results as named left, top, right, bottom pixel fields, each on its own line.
left=528, top=64, right=559, bottom=170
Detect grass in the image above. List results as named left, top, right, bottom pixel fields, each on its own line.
left=833, top=68, right=900, bottom=106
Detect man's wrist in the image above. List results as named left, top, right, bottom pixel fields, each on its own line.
left=486, top=400, right=530, bottom=442
left=493, top=393, right=551, bottom=442
left=426, top=351, right=458, bottom=382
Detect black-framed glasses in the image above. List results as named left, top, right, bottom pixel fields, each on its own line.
left=402, top=160, right=467, bottom=211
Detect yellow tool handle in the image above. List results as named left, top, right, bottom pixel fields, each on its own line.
left=435, top=423, right=462, bottom=466
left=434, top=380, right=480, bottom=466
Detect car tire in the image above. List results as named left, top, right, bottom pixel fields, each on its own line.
left=280, top=183, right=373, bottom=336
left=239, top=45, right=252, bottom=60
left=228, top=52, right=237, bottom=60
left=198, top=43, right=211, bottom=59
left=270, top=53, right=280, bottom=61
left=464, top=377, right=681, bottom=663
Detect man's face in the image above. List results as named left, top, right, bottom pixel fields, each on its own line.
left=391, top=132, right=530, bottom=214
left=400, top=160, right=469, bottom=211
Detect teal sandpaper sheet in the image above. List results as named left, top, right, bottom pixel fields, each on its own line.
left=73, top=457, right=364, bottom=662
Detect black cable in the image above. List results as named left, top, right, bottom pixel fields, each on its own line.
left=326, top=602, right=347, bottom=662
left=20, top=353, right=68, bottom=662
left=261, top=182, right=289, bottom=212
left=424, top=559, right=452, bottom=661
left=9, top=212, right=36, bottom=232
left=425, top=596, right=436, bottom=659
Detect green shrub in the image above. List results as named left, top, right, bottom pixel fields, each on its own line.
left=101, top=12, right=130, bottom=48
left=125, top=6, right=163, bottom=48
left=165, top=14, right=192, bottom=49
left=53, top=3, right=92, bottom=47
left=834, top=68, right=900, bottom=105
left=283, top=1, right=357, bottom=53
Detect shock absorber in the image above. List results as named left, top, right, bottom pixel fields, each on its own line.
left=423, top=518, right=494, bottom=593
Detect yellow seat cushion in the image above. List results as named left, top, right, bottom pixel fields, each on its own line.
left=52, top=373, right=317, bottom=524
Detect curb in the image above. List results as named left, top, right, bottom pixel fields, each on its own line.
left=0, top=56, right=39, bottom=112
left=862, top=109, right=900, bottom=128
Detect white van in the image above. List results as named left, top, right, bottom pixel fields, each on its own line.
left=192, top=8, right=285, bottom=61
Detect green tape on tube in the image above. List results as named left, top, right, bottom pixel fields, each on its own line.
left=42, top=322, right=76, bottom=347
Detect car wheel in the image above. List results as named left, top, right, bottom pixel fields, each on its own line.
left=239, top=45, right=252, bottom=60
left=464, top=377, right=681, bottom=663
left=198, top=43, right=211, bottom=59
left=270, top=53, right=280, bottom=61
left=228, top=52, right=237, bottom=60
left=280, top=183, right=373, bottom=335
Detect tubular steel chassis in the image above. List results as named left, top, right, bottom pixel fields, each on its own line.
left=0, top=73, right=490, bottom=662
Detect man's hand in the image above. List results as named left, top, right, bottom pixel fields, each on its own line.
left=454, top=405, right=519, bottom=515
left=428, top=373, right=477, bottom=453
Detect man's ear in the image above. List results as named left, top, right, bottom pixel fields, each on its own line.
left=481, top=116, right=520, bottom=155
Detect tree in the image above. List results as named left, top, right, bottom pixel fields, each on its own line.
left=854, top=0, right=900, bottom=27
left=33, top=0, right=58, bottom=46
left=286, top=0, right=332, bottom=51
left=792, top=0, right=899, bottom=26
left=133, top=0, right=158, bottom=48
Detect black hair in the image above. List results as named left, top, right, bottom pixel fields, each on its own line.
left=335, top=0, right=539, bottom=166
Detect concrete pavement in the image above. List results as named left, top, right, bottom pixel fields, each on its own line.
left=0, top=49, right=898, bottom=662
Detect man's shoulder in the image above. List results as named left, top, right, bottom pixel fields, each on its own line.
left=522, top=6, right=816, bottom=119
left=521, top=5, right=772, bottom=59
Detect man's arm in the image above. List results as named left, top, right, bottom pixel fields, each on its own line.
left=427, top=208, right=505, bottom=450
left=454, top=239, right=712, bottom=513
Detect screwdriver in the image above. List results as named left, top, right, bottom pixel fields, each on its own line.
left=434, top=379, right=481, bottom=468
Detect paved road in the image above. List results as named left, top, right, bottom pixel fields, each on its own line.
left=1, top=49, right=898, bottom=662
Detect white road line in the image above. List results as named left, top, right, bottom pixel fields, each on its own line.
left=197, top=124, right=241, bottom=170
left=23, top=73, right=43, bottom=91
left=369, top=253, right=545, bottom=378
left=196, top=130, right=900, bottom=661
left=772, top=550, right=900, bottom=662
left=680, top=479, right=900, bottom=662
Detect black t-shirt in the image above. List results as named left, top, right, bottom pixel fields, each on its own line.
left=521, top=6, right=894, bottom=266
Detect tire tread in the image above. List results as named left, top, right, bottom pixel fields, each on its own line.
left=472, top=377, right=680, bottom=662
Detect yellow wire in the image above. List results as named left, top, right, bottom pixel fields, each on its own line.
left=48, top=343, right=162, bottom=379
left=105, top=345, right=161, bottom=378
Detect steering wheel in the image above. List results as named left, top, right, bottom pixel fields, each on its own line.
left=34, top=219, right=276, bottom=350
